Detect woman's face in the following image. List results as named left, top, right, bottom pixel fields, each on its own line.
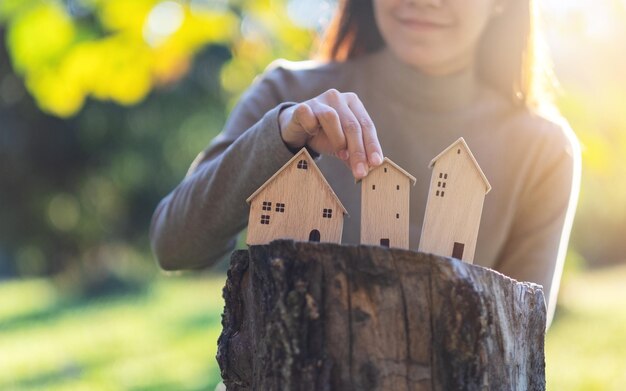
left=373, top=0, right=500, bottom=75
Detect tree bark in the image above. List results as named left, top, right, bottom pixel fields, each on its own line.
left=217, top=240, right=546, bottom=391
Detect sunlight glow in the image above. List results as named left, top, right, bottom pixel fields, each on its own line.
left=143, top=1, right=185, bottom=47
left=286, top=0, right=335, bottom=31
left=190, top=0, right=229, bottom=14
left=541, top=0, right=621, bottom=38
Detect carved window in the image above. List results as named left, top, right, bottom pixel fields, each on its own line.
left=396, top=213, right=400, bottom=219
left=297, top=159, right=308, bottom=170
left=260, top=215, right=270, bottom=224
left=457, top=148, right=461, bottom=154
left=437, top=174, right=448, bottom=196
left=262, top=201, right=272, bottom=211
left=396, top=185, right=400, bottom=190
left=275, top=203, right=285, bottom=213
left=323, top=208, right=333, bottom=218
left=384, top=167, right=387, bottom=173
left=372, top=185, right=376, bottom=190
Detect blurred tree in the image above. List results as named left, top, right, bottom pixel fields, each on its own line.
left=0, top=0, right=321, bottom=289
left=542, top=1, right=626, bottom=267
left=1, top=0, right=238, bottom=116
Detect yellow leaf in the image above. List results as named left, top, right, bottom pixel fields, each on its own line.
left=7, top=2, right=75, bottom=73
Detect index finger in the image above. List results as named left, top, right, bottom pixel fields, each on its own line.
left=346, top=93, right=383, bottom=167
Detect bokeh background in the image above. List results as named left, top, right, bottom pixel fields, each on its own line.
left=1, top=0, right=625, bottom=390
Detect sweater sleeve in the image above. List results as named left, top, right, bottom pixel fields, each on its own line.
left=149, top=67, right=297, bottom=270
left=494, top=121, right=581, bottom=328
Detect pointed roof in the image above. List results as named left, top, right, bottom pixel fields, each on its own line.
left=358, top=157, right=416, bottom=185
left=429, top=137, right=491, bottom=194
left=246, top=148, right=348, bottom=215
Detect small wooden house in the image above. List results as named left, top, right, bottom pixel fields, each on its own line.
left=246, top=148, right=347, bottom=245
left=360, top=158, right=416, bottom=249
left=418, top=138, right=491, bottom=263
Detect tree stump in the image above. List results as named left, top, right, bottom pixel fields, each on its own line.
left=217, top=240, right=546, bottom=391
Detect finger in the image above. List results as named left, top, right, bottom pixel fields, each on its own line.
left=332, top=149, right=350, bottom=161
left=346, top=93, right=383, bottom=166
left=292, top=103, right=320, bottom=137
left=333, top=100, right=368, bottom=179
left=337, top=149, right=349, bottom=161
left=308, top=100, right=347, bottom=153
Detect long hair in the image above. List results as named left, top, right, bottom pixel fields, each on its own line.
left=316, top=0, right=552, bottom=109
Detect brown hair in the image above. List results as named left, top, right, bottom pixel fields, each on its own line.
left=317, top=0, right=551, bottom=108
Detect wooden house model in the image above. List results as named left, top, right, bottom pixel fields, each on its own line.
left=418, top=138, right=491, bottom=263
left=360, top=158, right=416, bottom=249
left=246, top=148, right=347, bottom=245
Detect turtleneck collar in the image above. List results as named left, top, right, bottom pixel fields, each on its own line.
left=363, top=47, right=479, bottom=113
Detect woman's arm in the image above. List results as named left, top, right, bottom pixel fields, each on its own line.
left=150, top=63, right=383, bottom=271
left=150, top=68, right=297, bottom=270
left=495, top=121, right=581, bottom=328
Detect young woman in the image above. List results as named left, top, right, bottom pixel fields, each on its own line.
left=150, top=0, right=580, bottom=325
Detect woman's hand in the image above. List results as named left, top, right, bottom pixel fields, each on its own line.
left=278, top=89, right=383, bottom=179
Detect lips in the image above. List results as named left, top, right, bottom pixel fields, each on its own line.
left=397, top=16, right=451, bottom=31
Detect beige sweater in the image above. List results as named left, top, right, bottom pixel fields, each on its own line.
left=150, top=48, right=580, bottom=322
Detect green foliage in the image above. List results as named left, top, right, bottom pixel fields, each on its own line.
left=2, top=0, right=238, bottom=116
left=557, top=83, right=626, bottom=266
left=0, top=275, right=225, bottom=390
left=0, top=0, right=318, bottom=281
left=541, top=2, right=626, bottom=267
left=547, top=265, right=626, bottom=390
left=0, top=0, right=315, bottom=117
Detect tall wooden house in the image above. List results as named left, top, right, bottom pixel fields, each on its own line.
left=246, top=148, right=347, bottom=245
left=360, top=158, right=416, bottom=249
left=418, top=138, right=491, bottom=263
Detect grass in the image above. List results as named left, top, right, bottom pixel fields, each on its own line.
left=0, top=275, right=225, bottom=391
left=0, top=265, right=625, bottom=390
left=546, top=265, right=626, bottom=390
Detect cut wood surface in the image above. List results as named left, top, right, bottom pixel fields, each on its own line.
left=217, top=240, right=546, bottom=391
